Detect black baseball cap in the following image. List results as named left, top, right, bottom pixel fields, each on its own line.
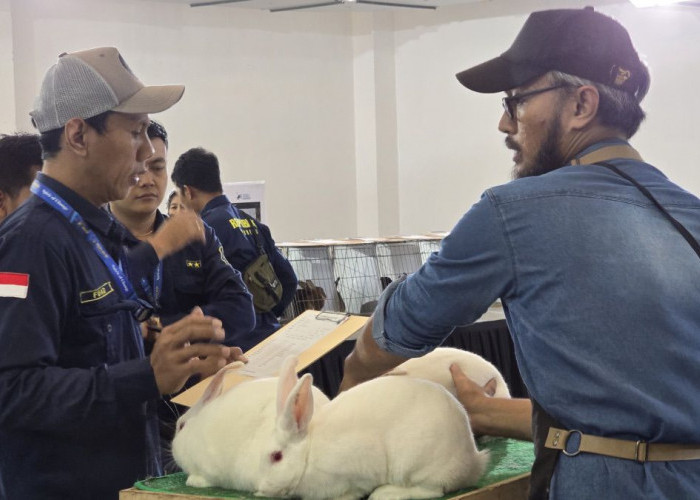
left=456, top=7, right=648, bottom=100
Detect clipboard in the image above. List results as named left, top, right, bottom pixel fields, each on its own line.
left=171, top=310, right=368, bottom=407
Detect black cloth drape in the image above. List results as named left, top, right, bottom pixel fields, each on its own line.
left=301, top=319, right=527, bottom=399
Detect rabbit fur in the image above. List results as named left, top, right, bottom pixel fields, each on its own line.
left=386, top=347, right=511, bottom=399
left=172, top=356, right=488, bottom=499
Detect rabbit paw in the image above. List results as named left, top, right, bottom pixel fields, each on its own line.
left=185, top=474, right=214, bottom=488
left=368, top=485, right=444, bottom=500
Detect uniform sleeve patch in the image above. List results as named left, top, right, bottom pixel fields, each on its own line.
left=0, top=272, right=29, bottom=299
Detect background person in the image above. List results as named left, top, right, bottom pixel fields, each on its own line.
left=0, top=133, right=42, bottom=223
left=0, top=47, right=243, bottom=499
left=109, top=120, right=255, bottom=471
left=110, top=120, right=255, bottom=345
left=167, top=189, right=184, bottom=216
left=171, top=147, right=298, bottom=351
left=341, top=8, right=700, bottom=499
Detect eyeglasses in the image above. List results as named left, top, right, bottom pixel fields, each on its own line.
left=501, top=84, right=571, bottom=120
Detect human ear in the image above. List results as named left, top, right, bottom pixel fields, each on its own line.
left=571, top=85, right=600, bottom=129
left=63, top=118, right=90, bottom=158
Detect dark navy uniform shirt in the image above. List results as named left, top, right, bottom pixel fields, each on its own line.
left=0, top=173, right=162, bottom=500
left=201, top=195, right=297, bottom=351
left=121, top=210, right=255, bottom=346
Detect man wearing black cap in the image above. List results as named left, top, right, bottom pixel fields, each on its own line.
left=341, top=7, right=700, bottom=499
left=0, top=48, right=245, bottom=499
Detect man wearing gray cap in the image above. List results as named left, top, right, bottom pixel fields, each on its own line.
left=0, top=48, right=244, bottom=499
left=341, top=7, right=700, bottom=499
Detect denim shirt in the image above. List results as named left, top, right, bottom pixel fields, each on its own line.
left=373, top=140, right=700, bottom=498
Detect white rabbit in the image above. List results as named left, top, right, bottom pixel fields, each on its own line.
left=172, top=356, right=488, bottom=499
left=385, top=347, right=511, bottom=399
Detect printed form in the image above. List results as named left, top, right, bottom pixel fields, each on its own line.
left=237, top=311, right=349, bottom=378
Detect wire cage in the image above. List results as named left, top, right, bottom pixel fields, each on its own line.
left=278, top=235, right=445, bottom=322
left=418, top=233, right=446, bottom=264
left=278, top=244, right=337, bottom=322
left=332, top=242, right=383, bottom=315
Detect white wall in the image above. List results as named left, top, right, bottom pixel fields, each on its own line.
left=391, top=1, right=700, bottom=234
left=0, top=0, right=15, bottom=132
left=3, top=0, right=700, bottom=241
left=5, top=0, right=358, bottom=241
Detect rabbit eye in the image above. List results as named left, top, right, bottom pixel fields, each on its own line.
left=178, top=421, right=186, bottom=432
left=270, top=451, right=283, bottom=463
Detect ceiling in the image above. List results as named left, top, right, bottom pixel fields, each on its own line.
left=155, top=0, right=485, bottom=12
left=152, top=0, right=700, bottom=10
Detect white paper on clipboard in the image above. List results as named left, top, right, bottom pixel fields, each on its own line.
left=171, top=310, right=368, bottom=407
left=237, top=311, right=349, bottom=378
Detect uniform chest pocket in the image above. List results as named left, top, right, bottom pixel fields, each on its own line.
left=75, top=286, right=134, bottom=364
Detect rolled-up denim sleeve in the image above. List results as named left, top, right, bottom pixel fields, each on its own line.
left=372, top=192, right=513, bottom=358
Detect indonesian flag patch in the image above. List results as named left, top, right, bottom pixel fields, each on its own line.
left=0, top=272, right=29, bottom=299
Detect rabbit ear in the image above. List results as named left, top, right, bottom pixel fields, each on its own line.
left=276, top=356, right=299, bottom=415
left=483, top=377, right=497, bottom=397
left=198, top=361, right=244, bottom=408
left=277, top=372, right=315, bottom=439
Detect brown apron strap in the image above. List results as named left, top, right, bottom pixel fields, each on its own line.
left=529, top=398, right=564, bottom=500
left=570, top=144, right=643, bottom=165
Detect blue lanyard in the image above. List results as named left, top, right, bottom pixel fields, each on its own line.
left=140, top=261, right=162, bottom=310
left=30, top=179, right=154, bottom=324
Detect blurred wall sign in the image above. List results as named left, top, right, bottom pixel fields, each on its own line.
left=223, top=181, right=266, bottom=221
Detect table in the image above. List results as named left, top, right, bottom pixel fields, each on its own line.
left=120, top=474, right=529, bottom=500
left=120, top=437, right=533, bottom=500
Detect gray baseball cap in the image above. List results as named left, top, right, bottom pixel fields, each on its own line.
left=30, top=47, right=185, bottom=133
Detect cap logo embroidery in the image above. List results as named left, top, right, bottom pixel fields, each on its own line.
left=612, top=66, right=632, bottom=87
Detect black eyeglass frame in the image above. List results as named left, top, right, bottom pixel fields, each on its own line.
left=501, top=84, right=572, bottom=120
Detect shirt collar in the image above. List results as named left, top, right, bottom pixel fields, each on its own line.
left=201, top=194, right=230, bottom=216
left=36, top=172, right=117, bottom=238
left=107, top=207, right=167, bottom=244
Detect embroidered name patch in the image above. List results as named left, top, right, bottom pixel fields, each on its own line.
left=79, top=282, right=114, bottom=303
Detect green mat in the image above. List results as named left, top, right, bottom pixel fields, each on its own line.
left=135, top=437, right=534, bottom=499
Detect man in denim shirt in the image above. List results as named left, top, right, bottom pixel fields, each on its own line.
left=341, top=8, right=700, bottom=499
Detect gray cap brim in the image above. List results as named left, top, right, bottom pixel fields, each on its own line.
left=113, top=84, right=185, bottom=114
